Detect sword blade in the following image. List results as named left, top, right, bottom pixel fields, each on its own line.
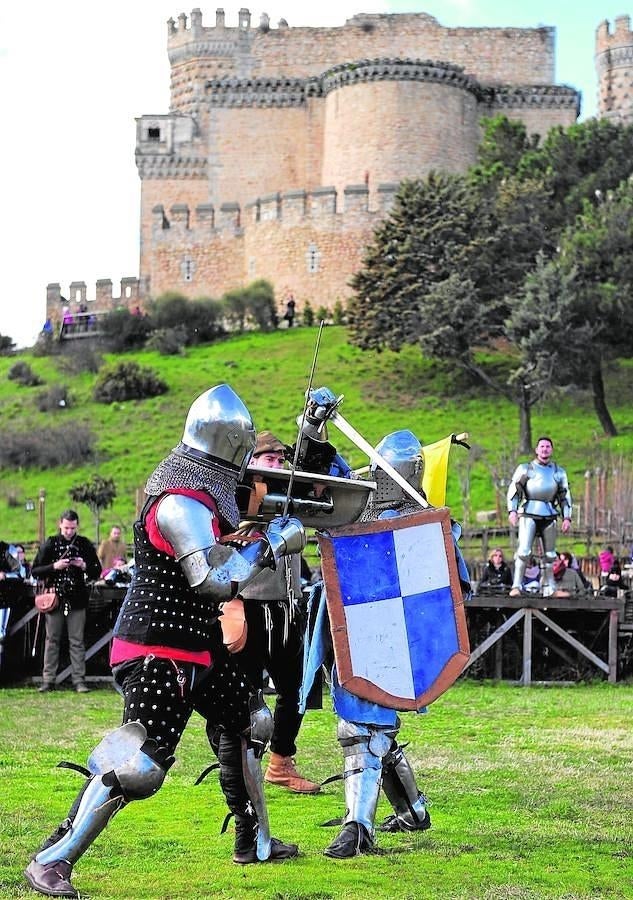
left=330, top=412, right=429, bottom=509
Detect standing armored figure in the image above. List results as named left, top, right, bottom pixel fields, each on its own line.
left=507, top=436, right=572, bottom=597
left=25, top=385, right=305, bottom=899
left=302, top=430, right=436, bottom=858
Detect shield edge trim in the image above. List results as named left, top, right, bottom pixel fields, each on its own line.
left=319, top=507, right=470, bottom=711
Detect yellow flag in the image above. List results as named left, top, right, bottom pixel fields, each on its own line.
left=422, top=435, right=454, bottom=507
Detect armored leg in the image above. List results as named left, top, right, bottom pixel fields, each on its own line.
left=25, top=723, right=171, bottom=898
left=379, top=740, right=431, bottom=833
left=541, top=518, right=558, bottom=595
left=213, top=692, right=298, bottom=864
left=324, top=719, right=394, bottom=859
left=512, top=518, right=538, bottom=591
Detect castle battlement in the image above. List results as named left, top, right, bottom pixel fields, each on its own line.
left=149, top=182, right=393, bottom=242
left=595, top=16, right=633, bottom=123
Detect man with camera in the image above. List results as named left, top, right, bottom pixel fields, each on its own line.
left=31, top=509, right=101, bottom=693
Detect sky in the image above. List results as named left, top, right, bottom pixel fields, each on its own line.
left=0, top=1, right=624, bottom=348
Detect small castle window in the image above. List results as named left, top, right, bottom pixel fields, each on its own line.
left=124, top=285, right=132, bottom=299
left=147, top=127, right=161, bottom=141
left=181, top=257, right=196, bottom=283
left=306, top=243, right=321, bottom=274
left=248, top=257, right=256, bottom=278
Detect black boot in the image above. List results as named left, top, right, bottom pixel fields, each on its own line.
left=216, top=730, right=298, bottom=864
left=324, top=821, right=374, bottom=858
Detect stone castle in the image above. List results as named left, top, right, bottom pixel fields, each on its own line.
left=46, top=9, right=633, bottom=325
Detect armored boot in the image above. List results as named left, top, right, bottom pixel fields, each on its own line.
left=378, top=741, right=431, bottom=833
left=510, top=556, right=526, bottom=596
left=216, top=730, right=298, bottom=864
left=24, top=723, right=170, bottom=898
left=324, top=720, right=392, bottom=859
left=265, top=753, right=320, bottom=794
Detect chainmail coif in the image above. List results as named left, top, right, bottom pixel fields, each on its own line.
left=145, top=451, right=241, bottom=528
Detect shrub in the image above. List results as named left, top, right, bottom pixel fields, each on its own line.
left=148, top=294, right=226, bottom=345
left=146, top=326, right=188, bottom=356
left=302, top=301, right=315, bottom=327
left=57, top=345, right=103, bottom=375
left=100, top=308, right=153, bottom=351
left=35, top=384, right=72, bottom=412
left=7, top=361, right=43, bottom=386
left=0, top=424, right=95, bottom=468
left=93, top=361, right=168, bottom=403
left=332, top=300, right=346, bottom=325
left=316, top=305, right=329, bottom=324
left=0, top=333, right=16, bottom=355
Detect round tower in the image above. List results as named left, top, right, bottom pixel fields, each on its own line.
left=320, top=60, right=481, bottom=196
left=595, top=15, right=633, bottom=123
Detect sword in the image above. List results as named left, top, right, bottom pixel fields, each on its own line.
left=283, top=320, right=325, bottom=517
left=329, top=411, right=430, bottom=509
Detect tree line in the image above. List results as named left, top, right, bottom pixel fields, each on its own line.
left=347, top=116, right=633, bottom=451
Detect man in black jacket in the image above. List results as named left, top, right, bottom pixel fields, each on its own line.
left=32, top=509, right=101, bottom=693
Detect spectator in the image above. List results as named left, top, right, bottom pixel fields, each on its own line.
left=600, top=561, right=624, bottom=598
left=31, top=510, right=101, bottom=693
left=97, top=525, right=126, bottom=571
left=283, top=294, right=296, bottom=328
left=560, top=551, right=592, bottom=590
left=0, top=542, right=21, bottom=645
left=101, top=556, right=132, bottom=587
left=522, top=556, right=541, bottom=593
left=599, top=546, right=615, bottom=577
left=552, top=553, right=590, bottom=597
left=478, top=548, right=513, bottom=591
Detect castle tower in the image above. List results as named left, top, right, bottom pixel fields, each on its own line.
left=596, top=15, right=633, bottom=123
left=134, top=8, right=579, bottom=308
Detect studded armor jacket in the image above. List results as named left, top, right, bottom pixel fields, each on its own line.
left=113, top=502, right=221, bottom=652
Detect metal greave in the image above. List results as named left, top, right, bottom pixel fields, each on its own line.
left=381, top=744, right=427, bottom=830
left=35, top=776, right=125, bottom=866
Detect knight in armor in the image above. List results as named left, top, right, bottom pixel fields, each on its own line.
left=506, top=436, right=572, bottom=597
left=301, top=423, right=442, bottom=859
left=25, top=384, right=306, bottom=899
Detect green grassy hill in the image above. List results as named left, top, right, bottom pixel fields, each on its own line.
left=1, top=327, right=632, bottom=553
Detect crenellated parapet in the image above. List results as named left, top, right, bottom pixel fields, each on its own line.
left=148, top=182, right=396, bottom=241
left=320, top=58, right=477, bottom=96
left=482, top=83, right=581, bottom=115
left=595, top=15, right=633, bottom=123
left=45, top=278, right=142, bottom=330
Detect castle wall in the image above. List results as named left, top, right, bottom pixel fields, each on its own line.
left=596, top=16, right=633, bottom=123
left=139, top=178, right=209, bottom=280
left=201, top=102, right=323, bottom=207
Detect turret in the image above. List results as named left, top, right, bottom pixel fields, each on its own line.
left=595, top=15, right=633, bottom=123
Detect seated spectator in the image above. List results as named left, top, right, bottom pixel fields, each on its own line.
left=522, top=556, right=541, bottom=593
left=552, top=554, right=590, bottom=597
left=600, top=562, right=624, bottom=598
left=478, top=548, right=513, bottom=591
left=0, top=542, right=21, bottom=644
left=599, top=546, right=615, bottom=577
left=101, top=557, right=132, bottom=587
left=560, top=551, right=592, bottom=590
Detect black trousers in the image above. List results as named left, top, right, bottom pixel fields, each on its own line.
left=233, top=600, right=305, bottom=757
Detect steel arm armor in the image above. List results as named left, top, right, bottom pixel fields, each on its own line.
left=155, top=494, right=305, bottom=602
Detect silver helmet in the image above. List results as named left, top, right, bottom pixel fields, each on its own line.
left=370, top=429, right=424, bottom=503
left=174, top=384, right=256, bottom=479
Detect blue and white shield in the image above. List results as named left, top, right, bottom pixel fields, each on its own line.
left=318, top=507, right=470, bottom=711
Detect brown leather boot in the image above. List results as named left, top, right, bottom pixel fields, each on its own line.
left=24, top=859, right=78, bottom=898
left=264, top=753, right=320, bottom=794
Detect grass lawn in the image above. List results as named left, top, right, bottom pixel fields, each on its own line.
left=0, top=681, right=631, bottom=899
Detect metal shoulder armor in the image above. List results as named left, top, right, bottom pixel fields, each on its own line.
left=155, top=493, right=273, bottom=602
left=506, top=463, right=529, bottom=513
